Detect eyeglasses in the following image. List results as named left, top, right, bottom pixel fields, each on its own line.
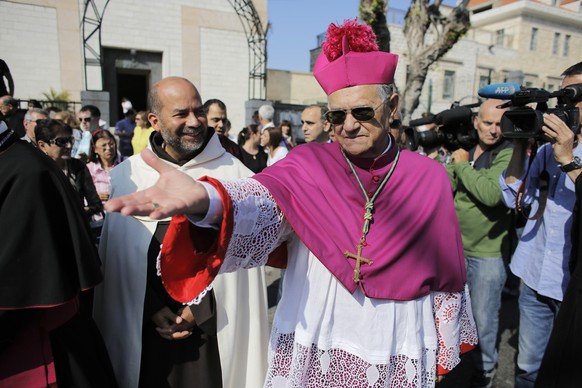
left=49, top=136, right=75, bottom=147
left=96, top=141, right=116, bottom=150
left=80, top=117, right=92, bottom=123
left=325, top=101, right=385, bottom=125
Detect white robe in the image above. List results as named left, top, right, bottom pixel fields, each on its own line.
left=194, top=178, right=478, bottom=388
left=93, top=134, right=269, bottom=388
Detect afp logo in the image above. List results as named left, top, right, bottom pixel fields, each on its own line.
left=495, top=85, right=516, bottom=94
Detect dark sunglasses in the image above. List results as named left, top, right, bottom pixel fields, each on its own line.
left=49, top=136, right=75, bottom=147
left=325, top=101, right=385, bottom=125
left=80, top=117, right=92, bottom=123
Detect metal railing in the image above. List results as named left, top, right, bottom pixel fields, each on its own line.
left=17, top=99, right=82, bottom=113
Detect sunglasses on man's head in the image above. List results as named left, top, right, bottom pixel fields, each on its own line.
left=49, top=136, right=75, bottom=147
left=325, top=101, right=385, bottom=125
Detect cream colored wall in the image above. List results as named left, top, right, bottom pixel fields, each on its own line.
left=1, top=0, right=266, bottom=126
left=1, top=0, right=84, bottom=101
left=267, top=69, right=327, bottom=106
left=474, top=15, right=582, bottom=87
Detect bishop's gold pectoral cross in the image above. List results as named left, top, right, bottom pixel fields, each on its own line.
left=344, top=242, right=373, bottom=283
left=344, top=200, right=375, bottom=283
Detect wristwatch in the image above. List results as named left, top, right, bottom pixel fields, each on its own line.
left=560, top=156, right=582, bottom=172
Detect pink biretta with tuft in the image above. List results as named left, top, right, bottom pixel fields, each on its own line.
left=313, top=19, right=399, bottom=95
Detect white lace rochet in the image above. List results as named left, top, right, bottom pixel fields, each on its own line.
left=210, top=178, right=478, bottom=387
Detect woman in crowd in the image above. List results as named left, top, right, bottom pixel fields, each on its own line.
left=35, top=119, right=103, bottom=220
left=132, top=110, right=154, bottom=155
left=87, top=129, right=120, bottom=204
left=261, top=126, right=288, bottom=166
left=279, top=119, right=295, bottom=149
left=238, top=124, right=267, bottom=173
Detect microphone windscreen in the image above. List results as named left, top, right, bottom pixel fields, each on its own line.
left=478, top=82, right=520, bottom=99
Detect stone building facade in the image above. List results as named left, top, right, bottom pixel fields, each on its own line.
left=0, top=0, right=267, bottom=128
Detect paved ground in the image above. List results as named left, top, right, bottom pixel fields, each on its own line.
left=264, top=267, right=521, bottom=388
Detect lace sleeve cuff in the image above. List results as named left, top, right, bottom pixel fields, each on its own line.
left=434, top=284, right=478, bottom=375
left=219, top=178, right=288, bottom=273
left=159, top=177, right=288, bottom=304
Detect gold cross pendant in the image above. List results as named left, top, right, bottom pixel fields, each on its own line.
left=344, top=244, right=373, bottom=283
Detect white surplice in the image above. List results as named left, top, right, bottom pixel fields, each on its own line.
left=93, top=134, right=269, bottom=388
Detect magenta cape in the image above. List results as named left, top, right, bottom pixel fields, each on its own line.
left=252, top=141, right=466, bottom=300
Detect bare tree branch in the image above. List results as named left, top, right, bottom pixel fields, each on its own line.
left=401, top=0, right=470, bottom=122
left=360, top=0, right=391, bottom=52
left=359, top=0, right=469, bottom=121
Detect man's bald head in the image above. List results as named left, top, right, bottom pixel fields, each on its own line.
left=148, top=77, right=202, bottom=115
left=474, top=99, right=507, bottom=148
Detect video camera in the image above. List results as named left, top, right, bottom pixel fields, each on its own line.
left=477, top=82, right=582, bottom=139
left=405, top=103, right=478, bottom=152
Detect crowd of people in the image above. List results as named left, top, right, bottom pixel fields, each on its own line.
left=1, top=19, right=582, bottom=388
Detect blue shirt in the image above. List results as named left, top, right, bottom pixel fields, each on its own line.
left=500, top=142, right=581, bottom=301
left=115, top=118, right=136, bottom=146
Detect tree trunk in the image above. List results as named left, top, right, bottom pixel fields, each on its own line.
left=360, top=0, right=391, bottom=52
left=358, top=0, right=470, bottom=123
left=401, top=0, right=471, bottom=123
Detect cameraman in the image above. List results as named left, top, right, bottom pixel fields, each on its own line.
left=500, top=61, right=582, bottom=388
left=446, top=98, right=514, bottom=388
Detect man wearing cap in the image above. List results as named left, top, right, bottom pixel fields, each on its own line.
left=106, top=20, right=476, bottom=387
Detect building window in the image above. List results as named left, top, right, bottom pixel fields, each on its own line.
left=443, top=70, right=455, bottom=100
left=496, top=29, right=505, bottom=46
left=553, top=33, right=560, bottom=55
left=564, top=35, right=571, bottom=56
left=479, top=75, right=490, bottom=88
left=547, top=84, right=555, bottom=92
left=530, top=28, right=538, bottom=51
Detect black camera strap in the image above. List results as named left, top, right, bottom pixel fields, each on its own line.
left=515, top=143, right=549, bottom=220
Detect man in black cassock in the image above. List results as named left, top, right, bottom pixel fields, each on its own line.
left=0, top=120, right=117, bottom=387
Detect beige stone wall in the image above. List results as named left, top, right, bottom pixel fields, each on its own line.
left=0, top=0, right=83, bottom=101
left=1, top=0, right=267, bottom=124
left=471, top=2, right=582, bottom=89
left=266, top=69, right=327, bottom=106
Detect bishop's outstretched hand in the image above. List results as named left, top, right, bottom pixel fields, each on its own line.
left=104, top=148, right=210, bottom=219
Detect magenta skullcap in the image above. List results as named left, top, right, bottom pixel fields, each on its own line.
left=314, top=19, right=399, bottom=96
